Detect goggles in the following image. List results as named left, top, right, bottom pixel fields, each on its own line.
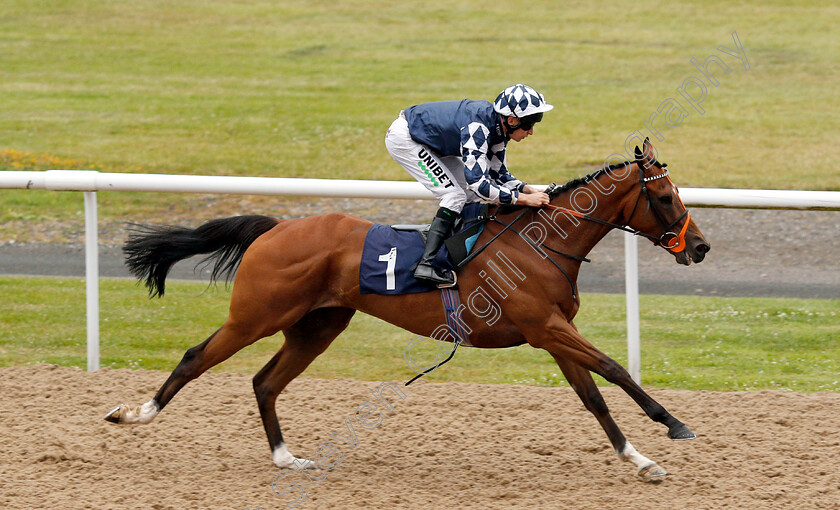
left=512, top=112, right=543, bottom=132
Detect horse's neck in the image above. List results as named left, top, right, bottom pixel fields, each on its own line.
left=544, top=165, right=639, bottom=258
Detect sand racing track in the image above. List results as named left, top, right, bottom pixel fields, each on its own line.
left=1, top=364, right=839, bottom=509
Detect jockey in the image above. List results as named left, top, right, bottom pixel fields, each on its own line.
left=385, top=84, right=553, bottom=287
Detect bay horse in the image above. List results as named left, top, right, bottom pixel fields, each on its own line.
left=105, top=138, right=710, bottom=480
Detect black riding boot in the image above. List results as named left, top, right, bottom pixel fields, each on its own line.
left=414, top=207, right=458, bottom=287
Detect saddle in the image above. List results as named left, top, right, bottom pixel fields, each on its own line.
left=391, top=203, right=489, bottom=268
left=359, top=203, right=489, bottom=295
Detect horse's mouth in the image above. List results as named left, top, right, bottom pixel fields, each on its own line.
left=675, top=251, right=692, bottom=266
left=674, top=240, right=710, bottom=266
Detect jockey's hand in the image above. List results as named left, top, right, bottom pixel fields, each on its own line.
left=516, top=192, right=550, bottom=207
left=521, top=184, right=544, bottom=194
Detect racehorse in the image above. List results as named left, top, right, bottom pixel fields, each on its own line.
left=105, top=138, right=710, bottom=480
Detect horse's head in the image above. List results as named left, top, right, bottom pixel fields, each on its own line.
left=623, top=138, right=710, bottom=265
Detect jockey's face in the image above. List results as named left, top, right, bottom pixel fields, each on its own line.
left=506, top=117, right=534, bottom=142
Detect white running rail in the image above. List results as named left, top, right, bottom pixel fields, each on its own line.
left=3, top=170, right=840, bottom=378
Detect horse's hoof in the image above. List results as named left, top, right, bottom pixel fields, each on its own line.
left=638, top=462, right=667, bottom=481
left=274, top=457, right=317, bottom=470
left=668, top=423, right=696, bottom=440
left=293, top=458, right=318, bottom=470
left=273, top=445, right=317, bottom=470
left=104, top=405, right=123, bottom=424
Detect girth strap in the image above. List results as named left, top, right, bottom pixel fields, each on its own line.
left=404, top=287, right=469, bottom=386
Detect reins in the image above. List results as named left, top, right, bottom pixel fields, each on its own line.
left=458, top=161, right=692, bottom=302
left=455, top=208, right=531, bottom=269
left=455, top=207, right=584, bottom=301
left=542, top=166, right=690, bottom=252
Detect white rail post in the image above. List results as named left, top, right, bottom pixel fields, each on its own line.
left=84, top=191, right=100, bottom=372
left=624, top=232, right=641, bottom=384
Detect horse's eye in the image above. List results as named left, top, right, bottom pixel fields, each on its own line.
left=658, top=195, right=673, bottom=205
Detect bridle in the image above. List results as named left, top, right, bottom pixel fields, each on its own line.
left=543, top=160, right=691, bottom=253
left=455, top=160, right=692, bottom=303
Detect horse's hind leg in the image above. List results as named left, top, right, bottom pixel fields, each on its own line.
left=105, top=236, right=329, bottom=426
left=552, top=354, right=667, bottom=481
left=104, top=317, right=282, bottom=425
left=253, top=307, right=356, bottom=468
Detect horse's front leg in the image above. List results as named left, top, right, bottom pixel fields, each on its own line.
left=552, top=353, right=667, bottom=481
left=533, top=314, right=696, bottom=441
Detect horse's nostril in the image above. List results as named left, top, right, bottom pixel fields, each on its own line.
left=696, top=243, right=710, bottom=254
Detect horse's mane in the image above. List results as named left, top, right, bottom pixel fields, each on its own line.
left=547, top=158, right=666, bottom=198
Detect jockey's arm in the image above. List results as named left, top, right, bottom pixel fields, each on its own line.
left=461, top=122, right=520, bottom=205
left=489, top=146, right=549, bottom=205
left=475, top=135, right=549, bottom=207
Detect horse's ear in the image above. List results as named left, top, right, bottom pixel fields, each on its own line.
left=634, top=145, right=643, bottom=159
left=641, top=137, right=658, bottom=168
left=643, top=137, right=654, bottom=154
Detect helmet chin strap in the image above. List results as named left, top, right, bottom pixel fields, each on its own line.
left=503, top=115, right=521, bottom=138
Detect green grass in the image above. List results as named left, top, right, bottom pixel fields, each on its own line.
left=1, top=276, right=837, bottom=392
left=2, top=1, right=840, bottom=228
left=1, top=3, right=838, bottom=392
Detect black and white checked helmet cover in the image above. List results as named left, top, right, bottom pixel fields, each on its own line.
left=493, top=84, right=554, bottom=118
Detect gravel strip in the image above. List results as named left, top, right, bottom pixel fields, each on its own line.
left=1, top=197, right=837, bottom=299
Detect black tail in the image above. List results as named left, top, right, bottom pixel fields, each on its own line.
left=123, top=215, right=279, bottom=297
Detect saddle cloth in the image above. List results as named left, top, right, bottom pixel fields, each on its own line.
left=359, top=203, right=486, bottom=295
